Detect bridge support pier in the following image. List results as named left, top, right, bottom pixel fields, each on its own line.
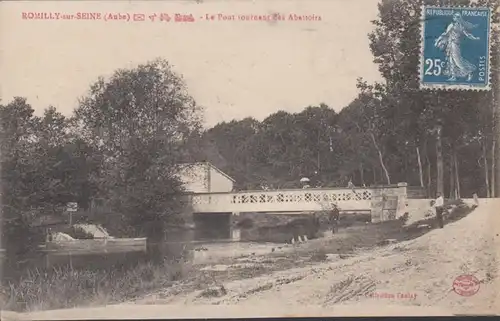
left=370, top=182, right=408, bottom=223
left=193, top=212, right=233, bottom=240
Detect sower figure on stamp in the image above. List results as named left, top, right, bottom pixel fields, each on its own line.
left=329, top=203, right=340, bottom=234
left=433, top=192, right=445, bottom=229
left=434, top=12, right=480, bottom=82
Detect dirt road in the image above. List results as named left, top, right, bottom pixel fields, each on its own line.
left=16, top=199, right=500, bottom=319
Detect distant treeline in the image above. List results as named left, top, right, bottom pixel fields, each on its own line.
left=200, top=0, right=500, bottom=199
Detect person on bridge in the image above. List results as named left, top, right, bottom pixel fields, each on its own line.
left=347, top=178, right=361, bottom=200
left=472, top=193, right=479, bottom=209
left=329, top=203, right=340, bottom=234
left=433, top=192, right=445, bottom=229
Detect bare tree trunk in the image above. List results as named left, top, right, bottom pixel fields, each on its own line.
left=416, top=146, right=424, bottom=188
left=483, top=142, right=491, bottom=198
left=436, top=125, right=444, bottom=196
left=449, top=153, right=455, bottom=199
left=359, top=163, right=365, bottom=186
left=424, top=140, right=432, bottom=197
left=404, top=153, right=408, bottom=183
left=372, top=165, right=377, bottom=185
left=427, top=162, right=432, bottom=197
left=491, top=139, right=496, bottom=197
left=369, top=131, right=391, bottom=185
left=317, top=129, right=321, bottom=171
left=454, top=151, right=460, bottom=199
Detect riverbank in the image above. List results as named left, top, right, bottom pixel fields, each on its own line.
left=132, top=198, right=498, bottom=315
left=0, top=212, right=403, bottom=312
left=7, top=198, right=498, bottom=317
left=0, top=209, right=394, bottom=312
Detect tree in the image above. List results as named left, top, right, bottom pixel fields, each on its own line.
left=202, top=117, right=262, bottom=187
left=74, top=58, right=203, bottom=236
left=367, top=0, right=499, bottom=197
left=1, top=98, right=43, bottom=256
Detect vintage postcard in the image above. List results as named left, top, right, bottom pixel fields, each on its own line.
left=1, top=0, right=499, bottom=319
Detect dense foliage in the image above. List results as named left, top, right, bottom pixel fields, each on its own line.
left=1, top=59, right=203, bottom=257
left=1, top=0, right=498, bottom=260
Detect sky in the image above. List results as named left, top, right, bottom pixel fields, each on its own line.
left=0, top=0, right=382, bottom=127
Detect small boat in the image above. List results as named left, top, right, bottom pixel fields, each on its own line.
left=43, top=237, right=147, bottom=254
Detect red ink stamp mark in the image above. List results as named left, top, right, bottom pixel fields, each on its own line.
left=133, top=14, right=145, bottom=21
left=160, top=13, right=172, bottom=22
left=453, top=274, right=480, bottom=296
left=175, top=13, right=195, bottom=22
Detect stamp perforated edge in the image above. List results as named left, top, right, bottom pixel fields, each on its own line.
left=418, top=5, right=493, bottom=92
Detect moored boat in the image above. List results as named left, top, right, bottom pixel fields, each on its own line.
left=43, top=237, right=147, bottom=253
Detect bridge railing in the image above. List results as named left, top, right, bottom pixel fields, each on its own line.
left=191, top=187, right=374, bottom=213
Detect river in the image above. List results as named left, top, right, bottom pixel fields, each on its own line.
left=1, top=211, right=337, bottom=285
left=0, top=225, right=280, bottom=285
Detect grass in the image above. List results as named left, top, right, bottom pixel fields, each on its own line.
left=198, top=284, right=227, bottom=298
left=310, top=248, right=329, bottom=262
left=0, top=258, right=191, bottom=312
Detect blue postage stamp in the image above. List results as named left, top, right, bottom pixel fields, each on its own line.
left=420, top=6, right=492, bottom=90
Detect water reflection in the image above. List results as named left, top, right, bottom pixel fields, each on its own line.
left=2, top=218, right=313, bottom=286
left=1, top=225, right=243, bottom=284
left=193, top=213, right=232, bottom=241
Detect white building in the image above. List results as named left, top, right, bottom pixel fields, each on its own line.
left=176, top=162, right=235, bottom=193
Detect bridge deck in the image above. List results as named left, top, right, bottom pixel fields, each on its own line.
left=191, top=188, right=374, bottom=214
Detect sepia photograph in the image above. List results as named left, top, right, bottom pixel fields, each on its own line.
left=0, top=0, right=499, bottom=319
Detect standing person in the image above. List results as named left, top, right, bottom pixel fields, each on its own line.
left=329, top=203, right=340, bottom=234
left=347, top=179, right=360, bottom=199
left=300, top=177, right=311, bottom=189
left=46, top=228, right=53, bottom=242
left=472, top=193, right=479, bottom=209
left=434, top=192, right=445, bottom=228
